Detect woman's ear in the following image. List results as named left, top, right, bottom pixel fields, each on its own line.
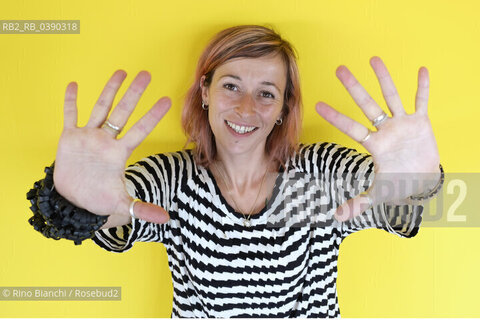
left=200, top=75, right=209, bottom=104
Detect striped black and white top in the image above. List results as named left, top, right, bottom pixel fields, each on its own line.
left=92, top=142, right=422, bottom=318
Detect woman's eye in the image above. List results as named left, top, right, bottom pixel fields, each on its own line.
left=223, top=83, right=238, bottom=91
left=261, top=91, right=275, bottom=99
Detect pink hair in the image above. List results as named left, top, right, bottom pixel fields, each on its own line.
left=181, top=25, right=302, bottom=169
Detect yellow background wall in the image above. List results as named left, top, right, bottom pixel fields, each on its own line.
left=1, top=0, right=479, bottom=317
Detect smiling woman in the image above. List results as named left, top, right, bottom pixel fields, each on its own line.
left=26, top=24, right=443, bottom=318
left=201, top=55, right=286, bottom=159
left=199, top=54, right=291, bottom=218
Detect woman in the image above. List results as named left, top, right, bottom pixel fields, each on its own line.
left=30, top=25, right=442, bottom=317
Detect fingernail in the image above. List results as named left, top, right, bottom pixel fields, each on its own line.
left=337, top=206, right=343, bottom=217
left=335, top=207, right=346, bottom=221
left=161, top=209, right=170, bottom=223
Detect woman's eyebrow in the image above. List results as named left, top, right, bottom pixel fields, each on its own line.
left=219, top=74, right=280, bottom=92
left=261, top=81, right=280, bottom=93
left=220, top=74, right=241, bottom=81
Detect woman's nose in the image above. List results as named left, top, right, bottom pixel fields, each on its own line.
left=235, top=94, right=256, bottom=117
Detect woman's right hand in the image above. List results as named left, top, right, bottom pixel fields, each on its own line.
left=53, top=70, right=171, bottom=226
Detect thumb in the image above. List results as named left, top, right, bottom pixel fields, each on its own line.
left=334, top=191, right=374, bottom=222
left=132, top=200, right=170, bottom=224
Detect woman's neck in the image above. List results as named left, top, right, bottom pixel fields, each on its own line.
left=211, top=143, right=280, bottom=216
left=214, top=147, right=271, bottom=193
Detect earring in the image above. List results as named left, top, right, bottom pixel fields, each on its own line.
left=275, top=118, right=283, bottom=125
left=202, top=102, right=209, bottom=110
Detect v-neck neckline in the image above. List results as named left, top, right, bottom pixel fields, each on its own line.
left=204, top=164, right=285, bottom=226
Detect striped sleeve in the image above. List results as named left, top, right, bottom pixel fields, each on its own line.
left=309, top=142, right=423, bottom=240
left=91, top=153, right=174, bottom=252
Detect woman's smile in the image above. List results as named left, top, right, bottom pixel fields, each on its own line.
left=225, top=120, right=259, bottom=136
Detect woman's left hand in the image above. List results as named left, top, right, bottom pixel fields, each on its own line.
left=316, top=56, right=441, bottom=222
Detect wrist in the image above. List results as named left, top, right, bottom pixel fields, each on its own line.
left=409, top=164, right=444, bottom=201
left=26, top=162, right=110, bottom=245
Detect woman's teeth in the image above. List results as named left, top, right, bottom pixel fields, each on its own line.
left=226, top=120, right=257, bottom=134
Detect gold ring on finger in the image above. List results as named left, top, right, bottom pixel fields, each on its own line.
left=102, top=120, right=122, bottom=135
left=359, top=129, right=372, bottom=143
left=371, top=112, right=389, bottom=127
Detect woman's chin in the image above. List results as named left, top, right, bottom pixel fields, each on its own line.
left=216, top=139, right=265, bottom=158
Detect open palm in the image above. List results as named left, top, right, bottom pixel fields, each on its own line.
left=54, top=70, right=171, bottom=226
left=316, top=56, right=440, bottom=221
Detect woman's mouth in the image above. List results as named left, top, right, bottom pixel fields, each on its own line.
left=225, top=120, right=258, bottom=135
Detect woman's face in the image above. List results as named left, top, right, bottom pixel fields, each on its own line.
left=200, top=54, right=287, bottom=158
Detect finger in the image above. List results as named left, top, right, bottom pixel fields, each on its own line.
left=334, top=176, right=402, bottom=222
left=415, top=67, right=430, bottom=115
left=334, top=193, right=373, bottom=222
left=369, top=56, right=406, bottom=116
left=133, top=201, right=170, bottom=224
left=316, top=102, right=373, bottom=146
left=336, top=65, right=385, bottom=121
left=63, top=82, right=78, bottom=130
left=86, top=70, right=127, bottom=128
left=117, top=195, right=170, bottom=224
left=121, top=97, right=172, bottom=152
left=103, top=71, right=152, bottom=136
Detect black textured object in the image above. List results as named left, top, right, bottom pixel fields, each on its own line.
left=409, top=164, right=445, bottom=201
left=26, top=162, right=109, bottom=245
